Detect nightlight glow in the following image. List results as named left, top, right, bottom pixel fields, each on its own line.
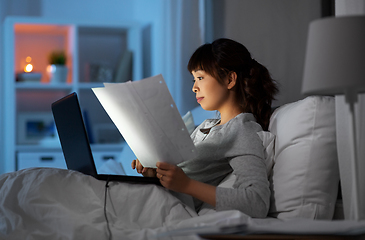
left=24, top=56, right=33, bottom=72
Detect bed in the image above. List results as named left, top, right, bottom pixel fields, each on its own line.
left=0, top=96, right=350, bottom=240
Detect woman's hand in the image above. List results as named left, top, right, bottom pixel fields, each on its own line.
left=155, top=162, right=192, bottom=193
left=156, top=161, right=217, bottom=207
left=131, top=159, right=157, bottom=178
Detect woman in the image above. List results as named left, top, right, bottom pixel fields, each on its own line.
left=132, top=38, right=278, bottom=218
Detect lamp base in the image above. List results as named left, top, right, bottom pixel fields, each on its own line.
left=336, top=94, right=365, bottom=220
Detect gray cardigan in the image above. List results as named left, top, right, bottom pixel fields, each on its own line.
left=178, top=113, right=270, bottom=218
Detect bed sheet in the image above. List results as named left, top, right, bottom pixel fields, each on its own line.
left=0, top=167, right=257, bottom=240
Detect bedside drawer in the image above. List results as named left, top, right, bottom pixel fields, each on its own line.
left=17, top=151, right=67, bottom=170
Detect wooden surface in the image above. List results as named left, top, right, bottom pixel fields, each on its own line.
left=200, top=234, right=365, bottom=240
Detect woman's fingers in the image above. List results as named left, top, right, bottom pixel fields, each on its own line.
left=136, top=160, right=144, bottom=173
left=132, top=159, right=157, bottom=177
left=156, top=161, right=174, bottom=174
left=131, top=159, right=136, bottom=169
left=155, top=162, right=189, bottom=191
left=142, top=168, right=157, bottom=178
left=131, top=159, right=144, bottom=173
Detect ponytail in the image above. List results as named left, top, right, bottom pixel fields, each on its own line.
left=236, top=59, right=278, bottom=130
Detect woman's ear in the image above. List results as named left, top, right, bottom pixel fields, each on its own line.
left=227, top=72, right=237, bottom=90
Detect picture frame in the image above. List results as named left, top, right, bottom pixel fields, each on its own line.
left=17, top=112, right=58, bottom=145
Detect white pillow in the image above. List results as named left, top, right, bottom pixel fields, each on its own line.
left=268, top=96, right=339, bottom=219
left=182, top=111, right=195, bottom=135
left=257, top=131, right=276, bottom=177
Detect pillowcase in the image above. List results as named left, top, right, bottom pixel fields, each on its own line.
left=268, top=96, right=339, bottom=219
left=182, top=111, right=195, bottom=135
left=257, top=131, right=276, bottom=177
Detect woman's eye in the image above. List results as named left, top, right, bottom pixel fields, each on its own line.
left=192, top=76, right=203, bottom=82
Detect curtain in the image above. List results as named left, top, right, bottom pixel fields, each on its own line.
left=160, top=0, right=204, bottom=115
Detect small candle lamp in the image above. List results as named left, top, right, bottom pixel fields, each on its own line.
left=24, top=56, right=34, bottom=73
left=16, top=56, right=42, bottom=82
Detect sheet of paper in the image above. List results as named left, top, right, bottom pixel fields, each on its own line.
left=92, top=74, right=196, bottom=168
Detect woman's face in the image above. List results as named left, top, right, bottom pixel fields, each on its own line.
left=191, top=70, right=230, bottom=112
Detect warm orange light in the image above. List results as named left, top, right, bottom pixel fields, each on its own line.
left=24, top=56, right=33, bottom=72
left=24, top=63, right=33, bottom=72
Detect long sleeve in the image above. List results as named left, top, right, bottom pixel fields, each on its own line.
left=179, top=113, right=270, bottom=217
left=216, top=154, right=270, bottom=217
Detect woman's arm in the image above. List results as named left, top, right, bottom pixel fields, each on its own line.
left=215, top=155, right=270, bottom=217
left=156, top=161, right=216, bottom=207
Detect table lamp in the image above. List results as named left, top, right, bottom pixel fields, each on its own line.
left=302, top=16, right=365, bottom=220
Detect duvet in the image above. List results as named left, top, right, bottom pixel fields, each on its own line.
left=0, top=168, right=251, bottom=240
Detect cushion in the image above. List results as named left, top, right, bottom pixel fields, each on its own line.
left=268, top=96, right=339, bottom=219
left=182, top=111, right=195, bottom=135
left=257, top=131, right=276, bottom=177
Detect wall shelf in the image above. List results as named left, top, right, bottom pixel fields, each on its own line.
left=15, top=83, right=73, bottom=90
left=1, top=16, right=145, bottom=174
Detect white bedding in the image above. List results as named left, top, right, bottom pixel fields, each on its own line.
left=2, top=167, right=364, bottom=240
left=0, top=168, right=257, bottom=240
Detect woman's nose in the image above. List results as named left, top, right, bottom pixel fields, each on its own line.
left=192, top=82, right=198, bottom=93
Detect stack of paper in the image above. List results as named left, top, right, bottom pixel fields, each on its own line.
left=92, top=74, right=196, bottom=168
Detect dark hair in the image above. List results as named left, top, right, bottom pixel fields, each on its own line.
left=188, top=38, right=279, bottom=130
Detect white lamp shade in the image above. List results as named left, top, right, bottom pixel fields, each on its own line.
left=302, top=16, right=365, bottom=95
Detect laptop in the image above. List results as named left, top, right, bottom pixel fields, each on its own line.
left=51, top=92, right=161, bottom=185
